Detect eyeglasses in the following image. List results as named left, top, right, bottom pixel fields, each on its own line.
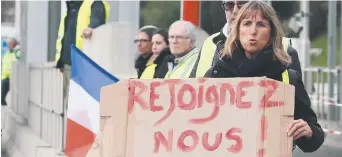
left=221, top=1, right=247, bottom=11
left=168, top=35, right=189, bottom=41
left=134, top=39, right=150, bottom=44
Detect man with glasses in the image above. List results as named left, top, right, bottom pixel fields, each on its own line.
left=190, top=0, right=302, bottom=78
left=164, top=20, right=199, bottom=79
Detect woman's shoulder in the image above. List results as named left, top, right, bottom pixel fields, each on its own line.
left=204, top=59, right=234, bottom=78
left=287, top=69, right=301, bottom=86
left=154, top=48, right=172, bottom=64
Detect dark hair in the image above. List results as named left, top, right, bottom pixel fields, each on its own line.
left=139, top=25, right=158, bottom=40
left=153, top=28, right=169, bottom=45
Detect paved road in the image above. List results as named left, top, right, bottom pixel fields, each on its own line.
left=293, top=134, right=342, bottom=157
left=294, top=145, right=342, bottom=157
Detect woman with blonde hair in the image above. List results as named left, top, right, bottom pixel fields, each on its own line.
left=205, top=1, right=324, bottom=152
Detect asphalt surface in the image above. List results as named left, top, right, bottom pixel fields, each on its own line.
left=293, top=134, right=342, bottom=157
left=294, top=145, right=342, bottom=157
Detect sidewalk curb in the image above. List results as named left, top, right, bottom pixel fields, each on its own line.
left=2, top=109, right=66, bottom=157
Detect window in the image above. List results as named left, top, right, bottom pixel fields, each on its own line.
left=1, top=1, right=16, bottom=26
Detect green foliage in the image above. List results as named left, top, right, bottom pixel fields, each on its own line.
left=311, top=30, right=341, bottom=67
left=140, top=1, right=181, bottom=29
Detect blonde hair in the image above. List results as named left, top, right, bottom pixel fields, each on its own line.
left=222, top=1, right=291, bottom=66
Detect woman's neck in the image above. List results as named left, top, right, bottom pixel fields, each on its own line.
left=147, top=54, right=157, bottom=64
left=245, top=51, right=260, bottom=59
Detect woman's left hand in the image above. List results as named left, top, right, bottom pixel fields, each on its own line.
left=287, top=119, right=313, bottom=140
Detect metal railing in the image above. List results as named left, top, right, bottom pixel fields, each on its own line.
left=303, top=67, right=342, bottom=133
left=11, top=61, right=66, bottom=151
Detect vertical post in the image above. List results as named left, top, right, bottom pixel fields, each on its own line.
left=181, top=0, right=200, bottom=26
left=327, top=1, right=337, bottom=121
left=339, top=1, right=342, bottom=123
left=47, top=1, right=61, bottom=61
left=301, top=1, right=312, bottom=93
left=17, top=0, right=29, bottom=125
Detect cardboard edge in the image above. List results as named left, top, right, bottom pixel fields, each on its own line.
left=99, top=80, right=130, bottom=157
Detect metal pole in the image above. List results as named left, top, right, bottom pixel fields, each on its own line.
left=47, top=1, right=61, bottom=61
left=339, top=1, right=342, bottom=123
left=301, top=1, right=312, bottom=93
left=327, top=1, right=337, bottom=121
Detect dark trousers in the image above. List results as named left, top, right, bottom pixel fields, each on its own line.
left=1, top=78, right=10, bottom=105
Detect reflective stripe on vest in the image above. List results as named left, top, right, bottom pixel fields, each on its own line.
left=1, top=51, right=19, bottom=80
left=165, top=50, right=199, bottom=79
left=55, top=0, right=110, bottom=62
left=282, top=69, right=289, bottom=84
left=196, top=36, right=291, bottom=77
left=140, top=63, right=157, bottom=79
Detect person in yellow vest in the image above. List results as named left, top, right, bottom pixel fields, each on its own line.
left=190, top=0, right=302, bottom=78
left=134, top=25, right=158, bottom=78
left=205, top=1, right=324, bottom=152
left=140, top=28, right=172, bottom=79
left=1, top=38, right=20, bottom=106
left=164, top=20, right=199, bottom=79
left=55, top=0, right=110, bottom=108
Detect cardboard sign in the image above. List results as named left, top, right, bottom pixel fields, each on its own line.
left=92, top=77, right=295, bottom=157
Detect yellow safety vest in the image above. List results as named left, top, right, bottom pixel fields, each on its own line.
left=1, top=50, right=20, bottom=80
left=165, top=49, right=199, bottom=79
left=140, top=63, right=157, bottom=79
left=55, top=0, right=110, bottom=62
left=195, top=33, right=291, bottom=77
left=282, top=69, right=289, bottom=84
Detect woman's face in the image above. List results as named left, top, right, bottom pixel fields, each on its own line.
left=239, top=11, right=271, bottom=55
left=135, top=32, right=152, bottom=56
left=152, top=34, right=168, bottom=55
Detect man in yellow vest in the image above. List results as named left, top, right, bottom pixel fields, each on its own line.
left=165, top=20, right=199, bottom=79
left=1, top=38, right=20, bottom=106
left=55, top=0, right=110, bottom=107
left=190, top=0, right=302, bottom=78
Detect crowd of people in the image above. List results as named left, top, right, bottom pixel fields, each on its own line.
left=133, top=0, right=324, bottom=153
left=1, top=0, right=325, bottom=153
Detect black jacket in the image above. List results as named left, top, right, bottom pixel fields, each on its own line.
left=135, top=52, right=153, bottom=78
left=190, top=28, right=302, bottom=78
left=204, top=44, right=324, bottom=152
left=57, top=1, right=106, bottom=69
left=153, top=48, right=173, bottom=78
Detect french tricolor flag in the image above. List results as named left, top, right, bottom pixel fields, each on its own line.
left=65, top=45, right=119, bottom=157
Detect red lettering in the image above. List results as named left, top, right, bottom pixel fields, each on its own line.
left=153, top=128, right=243, bottom=154
left=258, top=148, right=265, bottom=157
left=178, top=84, right=196, bottom=110
left=198, top=82, right=204, bottom=108
left=258, top=115, right=268, bottom=156
left=226, top=128, right=243, bottom=153
left=261, top=115, right=268, bottom=141
left=154, top=80, right=179, bottom=126
left=153, top=129, right=173, bottom=153
left=236, top=81, right=253, bottom=109
left=198, top=78, right=208, bottom=84
left=259, top=80, right=284, bottom=108
left=202, top=132, right=222, bottom=151
left=220, top=83, right=235, bottom=106
left=190, top=85, right=219, bottom=124
left=150, top=81, right=163, bottom=112
left=128, top=80, right=148, bottom=114
left=177, top=130, right=199, bottom=152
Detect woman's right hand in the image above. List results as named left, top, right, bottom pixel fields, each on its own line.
left=287, top=119, right=313, bottom=140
